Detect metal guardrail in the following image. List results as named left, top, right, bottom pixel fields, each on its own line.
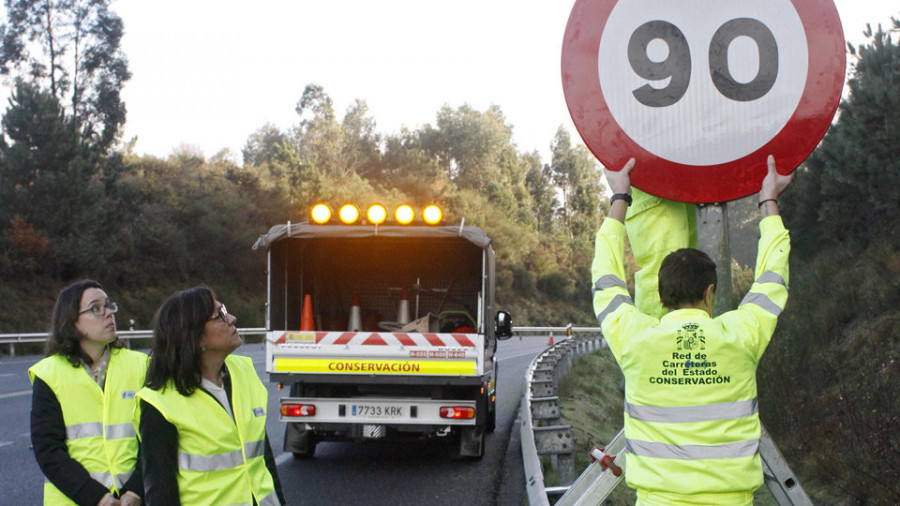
left=8, top=323, right=611, bottom=502
left=0, top=328, right=269, bottom=356
left=515, top=327, right=604, bottom=506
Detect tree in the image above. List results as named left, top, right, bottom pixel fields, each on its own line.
left=380, top=129, right=447, bottom=199
left=761, top=22, right=900, bottom=503
left=340, top=99, right=383, bottom=179
left=0, top=80, right=93, bottom=273
left=291, top=84, right=344, bottom=178
left=0, top=0, right=131, bottom=151
left=549, top=127, right=604, bottom=239
left=286, top=84, right=384, bottom=180
left=783, top=23, right=900, bottom=255
left=242, top=123, right=289, bottom=168
left=418, top=104, right=514, bottom=189
left=524, top=154, right=557, bottom=233
left=417, top=104, right=535, bottom=225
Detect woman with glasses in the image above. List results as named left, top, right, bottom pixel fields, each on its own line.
left=136, top=286, right=284, bottom=506
left=29, top=280, right=147, bottom=506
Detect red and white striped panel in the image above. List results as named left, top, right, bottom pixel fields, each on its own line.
left=273, top=332, right=477, bottom=348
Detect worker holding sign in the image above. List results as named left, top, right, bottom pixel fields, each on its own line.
left=621, top=187, right=696, bottom=320
left=591, top=156, right=792, bottom=504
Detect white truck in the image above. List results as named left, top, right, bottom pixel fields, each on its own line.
left=253, top=204, right=513, bottom=459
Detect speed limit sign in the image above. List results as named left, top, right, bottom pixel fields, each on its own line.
left=562, top=0, right=845, bottom=203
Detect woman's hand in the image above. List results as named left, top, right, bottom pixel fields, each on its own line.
left=96, top=493, right=120, bottom=506
left=120, top=491, right=142, bottom=506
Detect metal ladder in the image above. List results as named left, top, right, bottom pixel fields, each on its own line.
left=555, top=423, right=813, bottom=505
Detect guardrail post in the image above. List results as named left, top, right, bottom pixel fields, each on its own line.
left=531, top=379, right=555, bottom=398
left=534, top=425, right=576, bottom=486
left=530, top=397, right=561, bottom=422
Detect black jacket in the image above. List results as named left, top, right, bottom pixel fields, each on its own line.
left=139, top=368, right=286, bottom=505
left=31, top=375, right=144, bottom=506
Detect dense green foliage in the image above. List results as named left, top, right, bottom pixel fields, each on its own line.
left=759, top=24, right=900, bottom=503
left=0, top=79, right=606, bottom=333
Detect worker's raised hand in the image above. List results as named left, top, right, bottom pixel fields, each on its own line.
left=759, top=155, right=793, bottom=202
left=603, top=158, right=635, bottom=195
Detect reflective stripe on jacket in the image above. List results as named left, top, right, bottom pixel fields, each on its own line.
left=592, top=215, right=790, bottom=504
left=135, top=355, right=279, bottom=506
left=29, top=348, right=148, bottom=505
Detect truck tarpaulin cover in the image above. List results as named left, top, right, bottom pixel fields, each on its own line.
left=252, top=224, right=492, bottom=251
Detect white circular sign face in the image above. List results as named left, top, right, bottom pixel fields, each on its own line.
left=597, top=0, right=808, bottom=166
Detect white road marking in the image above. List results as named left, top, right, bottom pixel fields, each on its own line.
left=0, top=390, right=31, bottom=400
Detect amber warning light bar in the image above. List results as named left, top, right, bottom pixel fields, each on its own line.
left=310, top=203, right=443, bottom=226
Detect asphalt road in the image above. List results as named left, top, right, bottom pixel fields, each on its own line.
left=0, top=335, right=550, bottom=505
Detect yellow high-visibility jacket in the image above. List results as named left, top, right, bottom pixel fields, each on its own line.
left=624, top=187, right=697, bottom=318
left=29, top=348, right=148, bottom=505
left=592, top=213, right=790, bottom=506
left=135, top=354, right=280, bottom=506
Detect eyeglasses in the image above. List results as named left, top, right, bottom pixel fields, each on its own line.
left=78, top=301, right=118, bottom=317
left=210, top=304, right=229, bottom=323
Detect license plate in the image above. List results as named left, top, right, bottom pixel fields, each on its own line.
left=351, top=404, right=404, bottom=418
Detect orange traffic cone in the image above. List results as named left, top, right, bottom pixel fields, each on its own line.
left=301, top=294, right=314, bottom=331
left=348, top=291, right=362, bottom=331
left=397, top=285, right=410, bottom=325
left=548, top=331, right=554, bottom=346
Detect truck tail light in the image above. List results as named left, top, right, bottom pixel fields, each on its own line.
left=440, top=406, right=475, bottom=419
left=282, top=403, right=316, bottom=417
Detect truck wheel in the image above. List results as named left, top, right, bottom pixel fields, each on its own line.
left=486, top=360, right=498, bottom=433
left=486, top=397, right=497, bottom=434
left=285, top=422, right=317, bottom=459
left=291, top=435, right=317, bottom=459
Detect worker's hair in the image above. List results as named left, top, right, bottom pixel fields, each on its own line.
left=47, top=279, right=123, bottom=367
left=658, top=249, right=717, bottom=310
left=145, top=286, right=216, bottom=396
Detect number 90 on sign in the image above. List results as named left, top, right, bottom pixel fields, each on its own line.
left=629, top=18, right=778, bottom=107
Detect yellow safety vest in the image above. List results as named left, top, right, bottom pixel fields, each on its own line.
left=135, top=354, right=280, bottom=506
left=624, top=187, right=697, bottom=319
left=29, top=348, right=148, bottom=505
left=593, top=215, right=790, bottom=505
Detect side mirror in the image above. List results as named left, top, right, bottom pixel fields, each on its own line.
left=495, top=311, right=512, bottom=340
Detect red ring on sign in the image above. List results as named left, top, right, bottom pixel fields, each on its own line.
left=561, top=0, right=845, bottom=203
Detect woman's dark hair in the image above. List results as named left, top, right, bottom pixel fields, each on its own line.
left=145, top=286, right=216, bottom=396
left=658, top=249, right=717, bottom=310
left=47, top=279, right=123, bottom=367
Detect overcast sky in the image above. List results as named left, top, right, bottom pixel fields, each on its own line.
left=2, top=1, right=899, bottom=164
